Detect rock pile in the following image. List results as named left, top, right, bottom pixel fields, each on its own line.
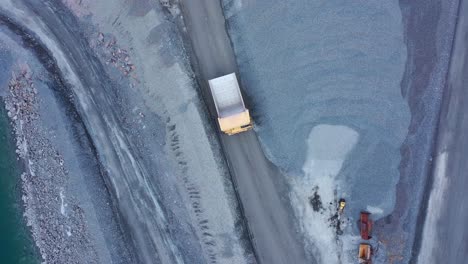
left=96, top=32, right=137, bottom=79
left=4, top=66, right=98, bottom=264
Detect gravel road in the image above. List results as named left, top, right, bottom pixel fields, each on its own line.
left=178, top=1, right=312, bottom=263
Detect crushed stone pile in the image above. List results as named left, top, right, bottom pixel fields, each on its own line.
left=5, top=65, right=99, bottom=264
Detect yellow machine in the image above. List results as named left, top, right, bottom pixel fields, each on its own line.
left=338, top=198, right=346, bottom=214
left=208, top=73, right=253, bottom=135
left=217, top=110, right=253, bottom=135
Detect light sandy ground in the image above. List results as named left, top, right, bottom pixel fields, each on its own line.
left=291, top=124, right=359, bottom=264
left=83, top=1, right=251, bottom=262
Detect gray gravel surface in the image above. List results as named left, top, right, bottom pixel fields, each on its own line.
left=0, top=14, right=136, bottom=264
left=416, top=0, right=468, bottom=263
left=13, top=1, right=187, bottom=262
left=0, top=1, right=184, bottom=263
left=222, top=0, right=460, bottom=263
left=374, top=0, right=459, bottom=262
left=1, top=0, right=256, bottom=263
left=4, top=63, right=100, bottom=264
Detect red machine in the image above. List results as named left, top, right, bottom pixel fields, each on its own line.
left=360, top=212, right=372, bottom=240
left=358, top=244, right=372, bottom=264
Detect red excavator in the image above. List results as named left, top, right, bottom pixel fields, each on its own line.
left=360, top=212, right=372, bottom=240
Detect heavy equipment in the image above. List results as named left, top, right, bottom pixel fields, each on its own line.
left=360, top=212, right=372, bottom=240
left=358, top=243, right=372, bottom=264
left=338, top=198, right=346, bottom=214
left=208, top=73, right=253, bottom=135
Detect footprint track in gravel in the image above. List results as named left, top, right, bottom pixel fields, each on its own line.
left=166, top=118, right=218, bottom=263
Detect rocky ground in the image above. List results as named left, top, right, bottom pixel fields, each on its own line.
left=2, top=0, right=458, bottom=263
left=5, top=66, right=99, bottom=263
left=222, top=0, right=459, bottom=263
left=0, top=0, right=253, bottom=263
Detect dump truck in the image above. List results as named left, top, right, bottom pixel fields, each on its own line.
left=208, top=73, right=253, bottom=135
left=358, top=243, right=372, bottom=264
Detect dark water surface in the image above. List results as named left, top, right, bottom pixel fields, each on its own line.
left=0, top=102, right=39, bottom=264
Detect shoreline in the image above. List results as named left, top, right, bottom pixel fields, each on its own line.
left=0, top=12, right=135, bottom=262
left=4, top=64, right=99, bottom=263
left=0, top=98, right=40, bottom=263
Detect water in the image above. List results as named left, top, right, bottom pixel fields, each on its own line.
left=0, top=102, right=39, bottom=264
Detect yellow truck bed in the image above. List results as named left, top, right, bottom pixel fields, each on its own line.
left=218, top=110, right=253, bottom=135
